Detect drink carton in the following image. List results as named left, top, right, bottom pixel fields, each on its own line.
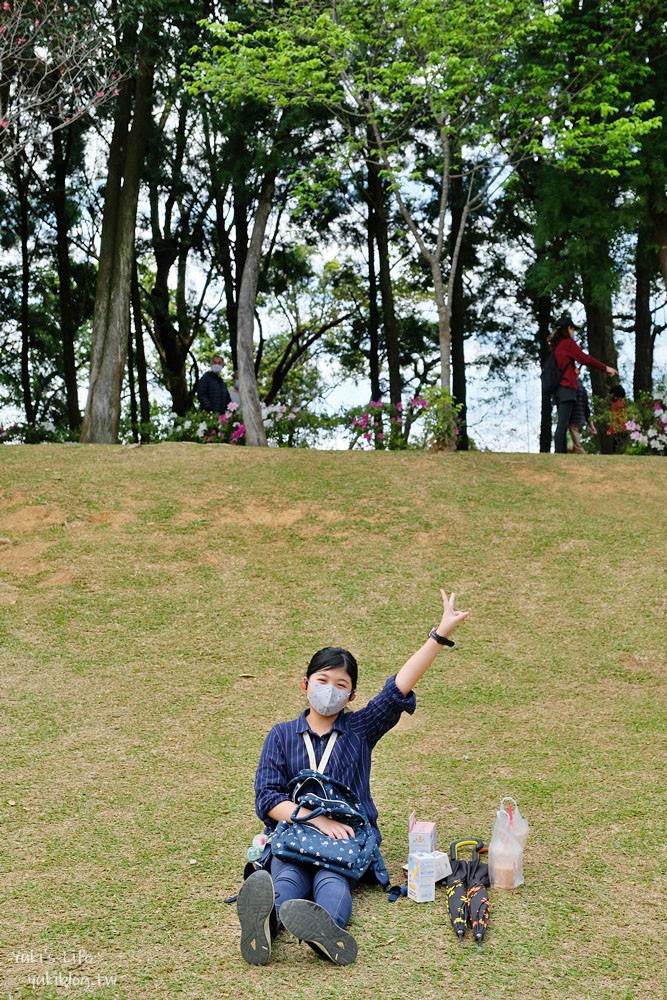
left=408, top=810, right=436, bottom=853
left=407, top=852, right=436, bottom=902
left=431, top=849, right=452, bottom=882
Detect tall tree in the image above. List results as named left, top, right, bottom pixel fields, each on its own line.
left=80, top=23, right=156, bottom=443
left=194, top=0, right=659, bottom=399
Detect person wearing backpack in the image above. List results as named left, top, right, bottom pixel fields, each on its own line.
left=548, top=314, right=616, bottom=453
left=235, top=590, right=470, bottom=967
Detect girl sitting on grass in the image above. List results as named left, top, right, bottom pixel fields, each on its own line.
left=236, top=589, right=470, bottom=966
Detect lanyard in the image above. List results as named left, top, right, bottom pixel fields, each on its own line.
left=302, top=731, right=338, bottom=773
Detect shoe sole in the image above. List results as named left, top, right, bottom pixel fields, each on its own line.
left=237, top=870, right=274, bottom=965
left=279, top=899, right=358, bottom=966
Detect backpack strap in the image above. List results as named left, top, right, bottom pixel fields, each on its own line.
left=302, top=731, right=338, bottom=773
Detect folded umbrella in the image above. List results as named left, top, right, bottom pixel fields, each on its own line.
left=445, top=839, right=484, bottom=942
left=444, top=859, right=469, bottom=942
left=467, top=845, right=491, bottom=944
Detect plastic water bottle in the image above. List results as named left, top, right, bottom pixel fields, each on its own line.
left=247, top=834, right=267, bottom=862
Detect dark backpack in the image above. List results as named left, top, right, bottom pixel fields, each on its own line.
left=541, top=351, right=571, bottom=396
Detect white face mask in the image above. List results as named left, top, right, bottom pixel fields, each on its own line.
left=211, top=364, right=223, bottom=374
left=306, top=682, right=351, bottom=717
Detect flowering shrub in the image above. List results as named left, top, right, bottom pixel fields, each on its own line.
left=0, top=422, right=21, bottom=443
left=166, top=401, right=301, bottom=446
left=348, top=397, right=429, bottom=449
left=421, top=385, right=463, bottom=451
left=0, top=420, right=75, bottom=444
left=625, top=389, right=667, bottom=456
left=348, top=390, right=462, bottom=450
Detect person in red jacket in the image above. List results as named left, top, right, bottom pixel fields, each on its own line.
left=548, top=313, right=617, bottom=453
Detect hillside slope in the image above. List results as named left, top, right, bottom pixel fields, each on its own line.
left=1, top=445, right=665, bottom=999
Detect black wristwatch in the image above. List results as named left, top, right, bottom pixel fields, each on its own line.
left=428, top=627, right=455, bottom=647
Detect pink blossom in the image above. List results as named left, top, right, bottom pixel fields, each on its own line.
left=369, top=399, right=384, bottom=407
left=363, top=432, right=372, bottom=440
left=231, top=423, right=245, bottom=443
left=2, top=3, right=10, bottom=10
left=227, top=401, right=239, bottom=412
left=34, top=17, right=40, bottom=25
left=0, top=120, right=7, bottom=129
left=95, top=90, right=105, bottom=98
left=378, top=433, right=384, bottom=440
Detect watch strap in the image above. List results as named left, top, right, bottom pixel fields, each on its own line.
left=428, top=627, right=455, bottom=647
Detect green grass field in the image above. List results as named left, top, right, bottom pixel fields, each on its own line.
left=1, top=444, right=665, bottom=1000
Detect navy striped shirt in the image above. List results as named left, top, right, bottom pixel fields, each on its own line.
left=254, top=676, right=416, bottom=842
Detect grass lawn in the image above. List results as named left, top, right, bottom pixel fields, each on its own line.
left=1, top=444, right=665, bottom=1000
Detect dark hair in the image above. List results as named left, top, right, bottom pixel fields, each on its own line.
left=610, top=384, right=626, bottom=400
left=548, top=326, right=572, bottom=352
left=306, top=647, right=358, bottom=691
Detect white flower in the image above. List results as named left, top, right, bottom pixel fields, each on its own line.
left=183, top=420, right=192, bottom=430
left=196, top=422, right=207, bottom=438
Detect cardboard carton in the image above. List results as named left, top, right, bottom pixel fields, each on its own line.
left=431, top=849, right=452, bottom=882
left=402, top=849, right=452, bottom=884
left=408, top=810, right=436, bottom=853
left=407, top=852, right=435, bottom=902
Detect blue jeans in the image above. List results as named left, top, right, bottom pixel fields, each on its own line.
left=270, top=855, right=353, bottom=928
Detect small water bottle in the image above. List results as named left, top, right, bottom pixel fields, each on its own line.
left=247, top=834, right=267, bottom=862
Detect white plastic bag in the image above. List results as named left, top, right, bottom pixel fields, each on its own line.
left=488, top=802, right=524, bottom=889
left=500, top=795, right=529, bottom=849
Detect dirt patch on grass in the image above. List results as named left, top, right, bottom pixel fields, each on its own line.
left=0, top=540, right=52, bottom=576
left=0, top=504, right=68, bottom=531
left=223, top=501, right=347, bottom=528
left=0, top=581, right=19, bottom=604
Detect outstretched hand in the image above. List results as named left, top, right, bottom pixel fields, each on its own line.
left=437, top=589, right=470, bottom=639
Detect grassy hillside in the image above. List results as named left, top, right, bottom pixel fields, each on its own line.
left=1, top=445, right=665, bottom=1000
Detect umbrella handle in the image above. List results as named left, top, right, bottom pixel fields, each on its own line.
left=473, top=844, right=488, bottom=862
left=450, top=838, right=484, bottom=860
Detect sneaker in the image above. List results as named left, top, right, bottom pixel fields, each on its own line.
left=237, top=870, right=275, bottom=965
left=279, top=899, right=358, bottom=966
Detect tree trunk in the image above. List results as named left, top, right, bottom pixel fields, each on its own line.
left=147, top=241, right=192, bottom=415
left=366, top=191, right=383, bottom=449
left=536, top=294, right=553, bottom=453
left=431, top=264, right=451, bottom=392
left=633, top=222, right=654, bottom=398
left=51, top=125, right=80, bottom=431
left=366, top=198, right=381, bottom=406
left=237, top=172, right=275, bottom=446
left=131, top=260, right=151, bottom=437
left=16, top=165, right=34, bottom=424
left=654, top=210, right=667, bottom=297
left=127, top=323, right=139, bottom=442
left=449, top=170, right=468, bottom=450
left=366, top=150, right=401, bottom=416
left=80, top=52, right=155, bottom=443
left=582, top=264, right=616, bottom=455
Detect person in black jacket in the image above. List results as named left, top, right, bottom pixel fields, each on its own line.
left=196, top=355, right=232, bottom=414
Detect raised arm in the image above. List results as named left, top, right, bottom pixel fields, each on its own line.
left=395, top=590, right=470, bottom=695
